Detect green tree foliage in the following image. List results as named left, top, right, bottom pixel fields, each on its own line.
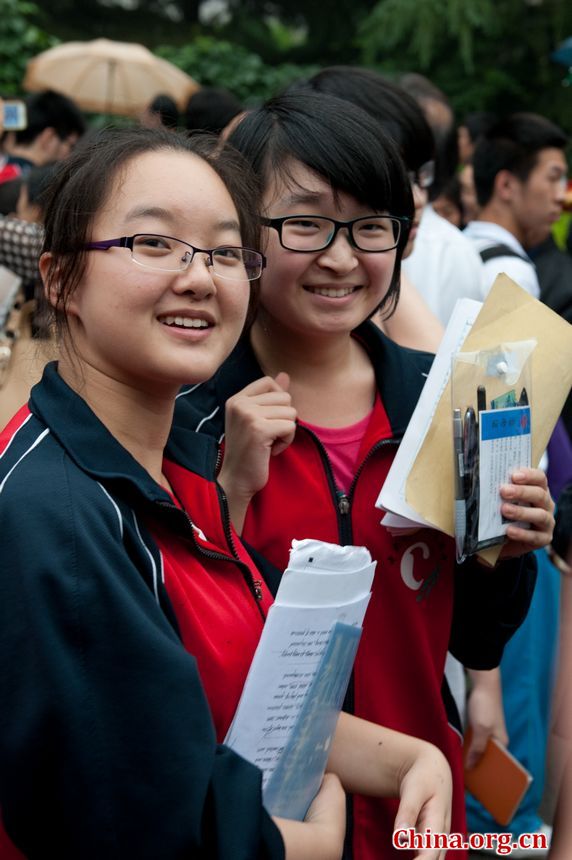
left=359, top=0, right=572, bottom=130
left=0, top=0, right=57, bottom=95
left=156, top=36, right=319, bottom=103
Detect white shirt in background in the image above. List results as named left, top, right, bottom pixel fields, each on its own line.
left=403, top=204, right=486, bottom=326
left=463, top=220, right=540, bottom=299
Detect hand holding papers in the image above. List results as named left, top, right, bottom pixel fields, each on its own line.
left=378, top=276, right=572, bottom=565
left=225, top=539, right=376, bottom=820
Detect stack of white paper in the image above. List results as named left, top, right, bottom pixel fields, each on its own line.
left=376, top=298, right=482, bottom=532
left=225, top=538, right=376, bottom=819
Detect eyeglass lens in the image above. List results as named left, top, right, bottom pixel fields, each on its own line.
left=408, top=160, right=434, bottom=189
left=131, top=235, right=262, bottom=280
left=279, top=217, right=401, bottom=252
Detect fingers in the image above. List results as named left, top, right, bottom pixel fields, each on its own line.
left=305, top=772, right=345, bottom=824
left=498, top=468, right=555, bottom=552
left=274, top=371, right=290, bottom=391
left=237, top=373, right=290, bottom=397
left=465, top=728, right=487, bottom=770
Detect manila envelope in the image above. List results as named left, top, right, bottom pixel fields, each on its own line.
left=406, top=274, right=572, bottom=566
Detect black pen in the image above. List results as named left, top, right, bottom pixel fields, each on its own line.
left=518, top=387, right=529, bottom=406
left=477, top=385, right=487, bottom=415
left=453, top=409, right=466, bottom=560
left=463, top=407, right=479, bottom=555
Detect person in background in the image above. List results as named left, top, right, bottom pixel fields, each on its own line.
left=354, top=72, right=484, bottom=326
left=544, top=484, right=572, bottom=859
left=0, top=176, right=22, bottom=215
left=399, top=73, right=458, bottom=205
left=459, top=163, right=481, bottom=224
left=185, top=86, right=243, bottom=135
left=464, top=112, right=568, bottom=299
left=140, top=93, right=179, bottom=130
left=15, top=162, right=58, bottom=224
left=432, top=175, right=463, bottom=228
left=1, top=89, right=85, bottom=178
left=457, top=112, right=498, bottom=166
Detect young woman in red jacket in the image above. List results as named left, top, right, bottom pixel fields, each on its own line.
left=174, top=92, right=554, bottom=860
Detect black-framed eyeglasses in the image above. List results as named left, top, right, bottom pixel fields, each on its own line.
left=408, top=160, right=435, bottom=190
left=82, top=234, right=266, bottom=281
left=260, top=214, right=410, bottom=253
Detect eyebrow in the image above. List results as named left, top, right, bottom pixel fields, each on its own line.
left=124, top=205, right=241, bottom=233
left=279, top=190, right=327, bottom=208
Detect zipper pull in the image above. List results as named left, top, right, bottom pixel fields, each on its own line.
left=253, top=579, right=263, bottom=600
left=338, top=494, right=350, bottom=514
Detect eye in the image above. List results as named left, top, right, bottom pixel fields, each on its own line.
left=285, top=218, right=324, bottom=232
left=356, top=219, right=391, bottom=234
left=134, top=234, right=173, bottom=253
left=214, top=247, right=243, bottom=264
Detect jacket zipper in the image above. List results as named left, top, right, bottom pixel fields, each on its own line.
left=300, top=427, right=400, bottom=544
left=157, top=498, right=265, bottom=619
left=216, top=483, right=265, bottom=610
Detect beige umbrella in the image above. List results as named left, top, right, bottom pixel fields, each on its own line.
left=23, top=38, right=200, bottom=116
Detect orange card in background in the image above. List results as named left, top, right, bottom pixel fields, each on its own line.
left=463, top=729, right=533, bottom=827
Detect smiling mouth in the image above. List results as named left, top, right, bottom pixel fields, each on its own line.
left=158, top=315, right=211, bottom=329
left=304, top=286, right=360, bottom=298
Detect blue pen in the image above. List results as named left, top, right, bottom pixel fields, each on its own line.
left=453, top=408, right=466, bottom=560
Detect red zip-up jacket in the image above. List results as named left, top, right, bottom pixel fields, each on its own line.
left=174, top=320, right=537, bottom=860
left=0, top=363, right=284, bottom=860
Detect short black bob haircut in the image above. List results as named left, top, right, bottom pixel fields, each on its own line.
left=291, top=67, right=435, bottom=174
left=40, top=126, right=262, bottom=341
left=472, top=112, right=568, bottom=208
left=228, top=90, right=414, bottom=317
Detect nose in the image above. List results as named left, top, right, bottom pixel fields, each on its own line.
left=316, top=228, right=359, bottom=273
left=172, top=252, right=217, bottom=298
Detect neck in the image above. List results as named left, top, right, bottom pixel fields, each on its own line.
left=477, top=202, right=525, bottom=246
left=5, top=141, right=40, bottom=166
left=250, top=313, right=358, bottom=383
left=58, top=356, right=176, bottom=488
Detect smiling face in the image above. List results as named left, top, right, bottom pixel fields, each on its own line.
left=257, top=161, right=398, bottom=339
left=42, top=149, right=250, bottom=396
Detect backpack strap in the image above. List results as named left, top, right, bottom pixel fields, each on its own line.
left=479, top=243, right=529, bottom=263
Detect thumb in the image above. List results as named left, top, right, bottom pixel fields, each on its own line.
left=274, top=371, right=290, bottom=391
left=465, top=729, right=488, bottom=770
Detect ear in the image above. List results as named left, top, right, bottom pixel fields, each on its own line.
left=39, top=251, right=57, bottom=308
left=39, top=252, right=79, bottom=315
left=37, top=127, right=60, bottom=160
left=494, top=169, right=520, bottom=203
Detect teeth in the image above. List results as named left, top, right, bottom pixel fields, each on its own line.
left=162, top=316, right=209, bottom=328
left=309, top=287, right=355, bottom=298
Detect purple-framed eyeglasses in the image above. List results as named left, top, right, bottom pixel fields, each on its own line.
left=82, top=233, right=266, bottom=281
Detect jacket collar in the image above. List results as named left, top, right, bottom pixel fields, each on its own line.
left=30, top=363, right=219, bottom=502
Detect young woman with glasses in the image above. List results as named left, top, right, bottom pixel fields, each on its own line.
left=174, top=92, right=554, bottom=860
left=0, top=125, right=456, bottom=860
left=0, top=126, right=347, bottom=860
